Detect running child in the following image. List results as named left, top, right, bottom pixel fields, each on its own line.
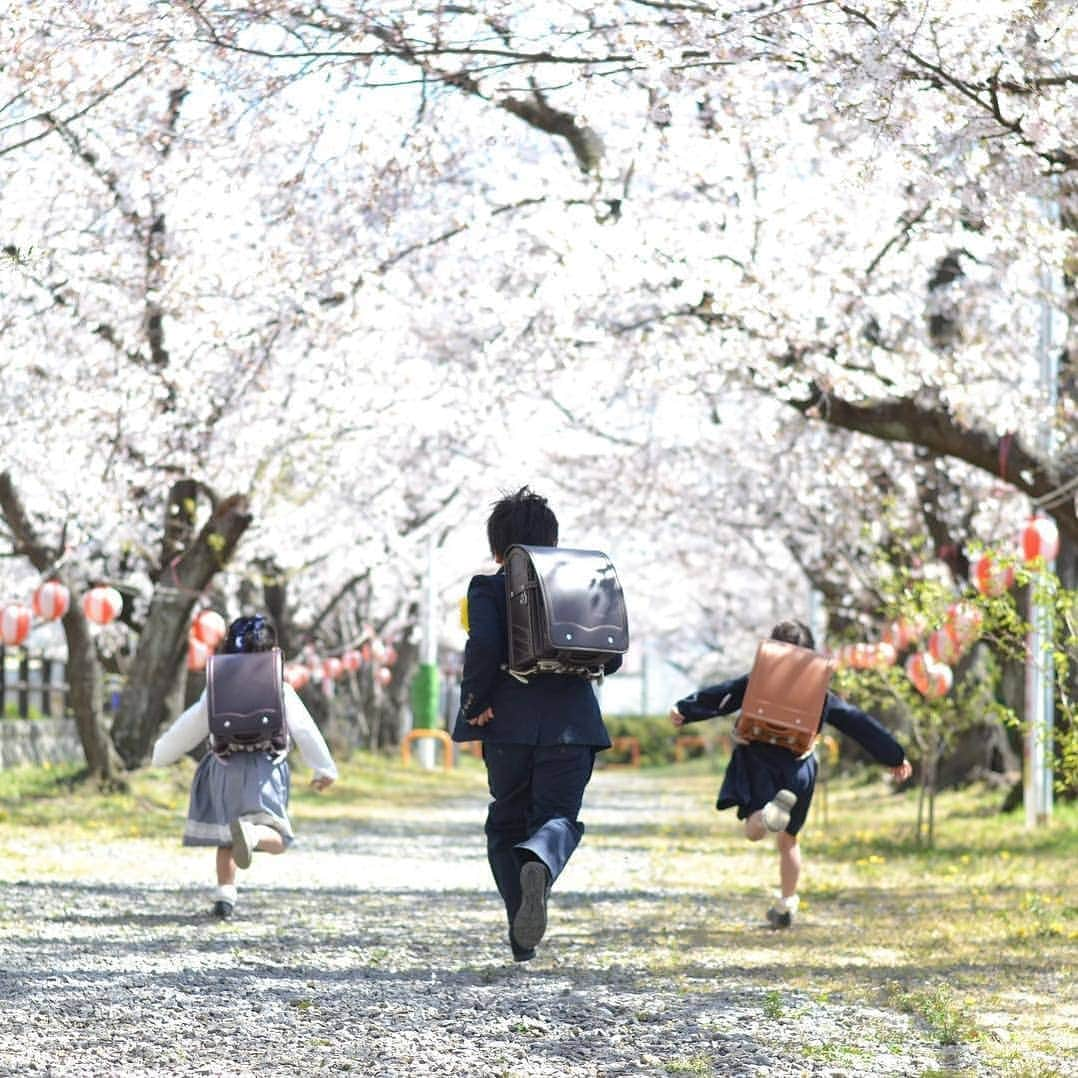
left=152, top=615, right=337, bottom=918
left=669, top=619, right=911, bottom=928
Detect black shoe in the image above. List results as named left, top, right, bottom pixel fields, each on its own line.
left=512, top=862, right=550, bottom=951
left=511, top=943, right=536, bottom=963
left=766, top=906, right=792, bottom=929
left=212, top=900, right=234, bottom=920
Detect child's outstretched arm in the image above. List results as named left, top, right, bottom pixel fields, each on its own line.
left=670, top=674, right=749, bottom=726
left=824, top=696, right=910, bottom=776
left=284, top=684, right=337, bottom=788
left=151, top=696, right=209, bottom=766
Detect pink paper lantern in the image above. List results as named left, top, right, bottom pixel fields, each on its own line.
left=323, top=656, right=344, bottom=680
left=970, top=554, right=1014, bottom=597
left=82, top=586, right=123, bottom=626
left=1022, top=516, right=1059, bottom=564
left=187, top=636, right=211, bottom=672
left=32, top=581, right=70, bottom=622
left=341, top=649, right=362, bottom=672
left=191, top=609, right=227, bottom=649
left=1, top=604, right=32, bottom=646
left=375, top=666, right=392, bottom=687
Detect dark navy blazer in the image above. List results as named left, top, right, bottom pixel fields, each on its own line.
left=676, top=673, right=906, bottom=767
left=452, top=570, right=621, bottom=748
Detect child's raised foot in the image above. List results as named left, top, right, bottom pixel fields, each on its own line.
left=762, top=789, right=797, bottom=832
left=229, top=818, right=256, bottom=869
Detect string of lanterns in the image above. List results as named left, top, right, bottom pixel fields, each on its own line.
left=1, top=580, right=400, bottom=692
left=835, top=514, right=1060, bottom=700
left=0, top=581, right=123, bottom=646
left=184, top=612, right=398, bottom=689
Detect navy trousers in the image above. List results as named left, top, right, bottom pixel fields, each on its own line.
left=482, top=742, right=596, bottom=931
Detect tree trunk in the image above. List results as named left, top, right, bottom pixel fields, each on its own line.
left=0, top=471, right=125, bottom=785
left=61, top=599, right=126, bottom=784
left=111, top=493, right=252, bottom=767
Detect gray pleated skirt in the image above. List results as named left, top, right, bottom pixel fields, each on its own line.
left=182, top=749, right=294, bottom=848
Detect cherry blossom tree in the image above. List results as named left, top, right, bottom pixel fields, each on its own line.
left=2, top=2, right=1073, bottom=786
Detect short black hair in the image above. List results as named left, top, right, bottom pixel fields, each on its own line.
left=770, top=619, right=815, bottom=650
left=486, top=486, right=558, bottom=560
left=223, top=614, right=277, bottom=654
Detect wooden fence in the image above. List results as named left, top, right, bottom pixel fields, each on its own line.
left=0, top=646, right=71, bottom=720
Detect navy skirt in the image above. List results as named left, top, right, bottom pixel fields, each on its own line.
left=716, top=743, right=817, bottom=835
left=182, top=750, right=294, bottom=848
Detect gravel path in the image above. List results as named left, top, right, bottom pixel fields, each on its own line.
left=0, top=771, right=995, bottom=1077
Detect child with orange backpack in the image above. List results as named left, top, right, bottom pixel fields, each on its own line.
left=669, top=619, right=911, bottom=928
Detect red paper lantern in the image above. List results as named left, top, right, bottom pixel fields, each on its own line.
left=927, top=627, right=960, bottom=665
left=946, top=601, right=983, bottom=648
left=191, top=609, right=227, bottom=649
left=881, top=618, right=921, bottom=652
left=1022, top=515, right=1059, bottom=564
left=970, top=554, right=1014, bottom=597
left=32, top=581, right=70, bottom=622
left=323, top=656, right=344, bottom=680
left=1, top=604, right=32, bottom=646
left=285, top=664, right=311, bottom=690
left=341, top=649, right=362, bottom=672
left=187, top=636, right=211, bottom=672
left=82, top=586, right=123, bottom=625
left=905, top=652, right=953, bottom=699
left=874, top=642, right=898, bottom=668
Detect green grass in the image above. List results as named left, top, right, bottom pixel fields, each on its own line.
left=580, top=763, right=1077, bottom=1078
left=0, top=750, right=488, bottom=843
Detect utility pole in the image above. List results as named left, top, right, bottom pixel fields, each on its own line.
left=1025, top=197, right=1062, bottom=827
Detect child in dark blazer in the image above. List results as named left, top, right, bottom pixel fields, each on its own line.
left=669, top=619, right=911, bottom=928
left=453, top=487, right=622, bottom=961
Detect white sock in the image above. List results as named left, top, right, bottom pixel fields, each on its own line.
left=774, top=892, right=799, bottom=914
left=213, top=884, right=237, bottom=904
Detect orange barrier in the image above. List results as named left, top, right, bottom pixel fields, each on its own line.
left=401, top=728, right=454, bottom=772
left=607, top=735, right=641, bottom=768
left=674, top=735, right=709, bottom=762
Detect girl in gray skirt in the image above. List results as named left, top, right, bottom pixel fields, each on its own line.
left=152, top=615, right=337, bottom=918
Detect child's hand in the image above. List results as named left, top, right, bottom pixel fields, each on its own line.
left=890, top=759, right=912, bottom=783
left=668, top=707, right=686, bottom=727
left=468, top=707, right=494, bottom=727
left=310, top=776, right=334, bottom=792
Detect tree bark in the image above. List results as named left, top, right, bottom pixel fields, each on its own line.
left=790, top=389, right=1077, bottom=545
left=0, top=470, right=124, bottom=784
left=111, top=492, right=252, bottom=767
